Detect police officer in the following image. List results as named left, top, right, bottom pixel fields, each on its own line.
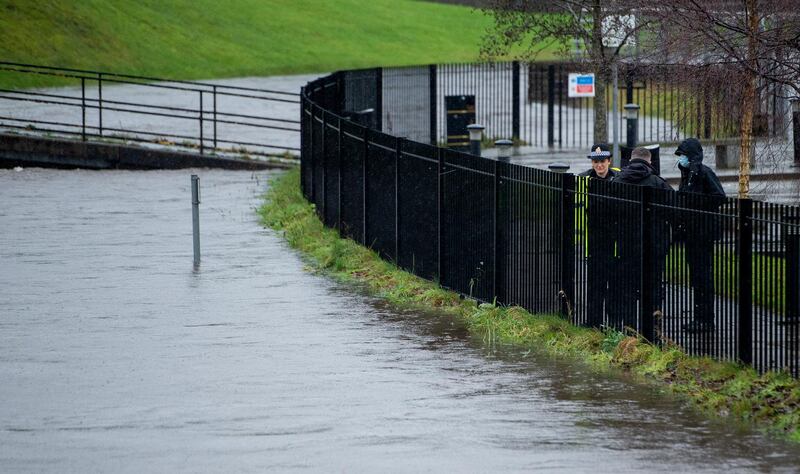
left=579, top=143, right=618, bottom=180
left=579, top=144, right=619, bottom=327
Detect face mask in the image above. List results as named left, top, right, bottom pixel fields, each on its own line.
left=678, top=156, right=690, bottom=168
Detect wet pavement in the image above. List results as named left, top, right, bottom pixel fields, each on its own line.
left=2, top=168, right=800, bottom=472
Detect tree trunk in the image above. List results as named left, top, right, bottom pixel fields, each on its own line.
left=591, top=0, right=608, bottom=144
left=738, top=0, right=759, bottom=198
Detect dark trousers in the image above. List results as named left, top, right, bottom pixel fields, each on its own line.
left=686, top=239, right=715, bottom=323
left=586, top=249, right=617, bottom=328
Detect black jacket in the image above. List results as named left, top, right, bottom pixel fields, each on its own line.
left=676, top=138, right=725, bottom=197
left=611, top=159, right=673, bottom=191
left=675, top=138, right=726, bottom=241
left=578, top=168, right=618, bottom=180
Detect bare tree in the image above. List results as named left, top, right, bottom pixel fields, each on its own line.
left=633, top=0, right=800, bottom=197
left=480, top=0, right=647, bottom=144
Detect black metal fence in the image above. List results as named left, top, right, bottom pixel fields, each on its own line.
left=0, top=62, right=300, bottom=156
left=303, top=70, right=800, bottom=377
left=334, top=61, right=788, bottom=149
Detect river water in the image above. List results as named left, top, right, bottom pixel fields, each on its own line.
left=2, top=168, right=800, bottom=473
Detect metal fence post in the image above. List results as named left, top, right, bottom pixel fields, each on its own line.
left=437, top=146, right=444, bottom=283
left=321, top=112, right=327, bottom=223
left=375, top=67, right=383, bottom=132
left=547, top=65, right=555, bottom=148
left=738, top=198, right=754, bottom=365
left=512, top=61, right=520, bottom=141
left=97, top=73, right=103, bottom=136
left=362, top=126, right=369, bottom=246
left=191, top=174, right=201, bottom=267
left=640, top=186, right=655, bottom=342
left=337, top=116, right=343, bottom=233
left=493, top=160, right=507, bottom=304
left=429, top=64, right=437, bottom=145
left=199, top=91, right=204, bottom=155
left=560, top=173, right=575, bottom=317
left=395, top=136, right=401, bottom=263
left=309, top=104, right=316, bottom=205
left=81, top=77, right=86, bottom=141
left=212, top=85, right=218, bottom=149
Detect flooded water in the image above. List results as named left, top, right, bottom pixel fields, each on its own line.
left=2, top=168, right=800, bottom=472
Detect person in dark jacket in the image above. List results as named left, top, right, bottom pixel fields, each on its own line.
left=610, top=147, right=673, bottom=330
left=675, top=137, right=726, bottom=333
left=578, top=144, right=620, bottom=327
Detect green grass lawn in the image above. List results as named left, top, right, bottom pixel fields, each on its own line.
left=0, top=0, right=554, bottom=89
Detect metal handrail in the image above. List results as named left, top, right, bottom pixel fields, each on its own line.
left=0, top=61, right=302, bottom=156
left=0, top=61, right=300, bottom=99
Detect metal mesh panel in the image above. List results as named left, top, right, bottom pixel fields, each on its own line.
left=752, top=201, right=800, bottom=376
left=323, top=113, right=340, bottom=228
left=397, top=140, right=438, bottom=280
left=504, top=165, right=561, bottom=314
left=339, top=119, right=366, bottom=243
left=441, top=149, right=495, bottom=301
left=365, top=131, right=397, bottom=261
left=383, top=66, right=431, bottom=144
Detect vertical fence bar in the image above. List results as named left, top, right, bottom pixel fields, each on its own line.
left=640, top=187, right=655, bottom=342
left=321, top=112, right=327, bottom=223
left=430, top=64, right=437, bottom=145
left=395, top=136, right=401, bottom=262
left=375, top=67, right=383, bottom=132
left=362, top=126, right=369, bottom=246
left=437, top=146, right=444, bottom=282
left=547, top=65, right=555, bottom=148
left=738, top=199, right=754, bottom=365
left=309, top=103, right=316, bottom=204
left=212, top=85, right=218, bottom=149
left=81, top=77, right=86, bottom=141
left=337, top=116, right=343, bottom=233
left=97, top=73, right=103, bottom=136
left=560, top=173, right=575, bottom=317
left=199, top=91, right=204, bottom=155
left=512, top=61, right=520, bottom=141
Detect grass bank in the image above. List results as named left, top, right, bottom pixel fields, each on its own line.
left=0, top=0, right=552, bottom=89
left=259, top=168, right=800, bottom=443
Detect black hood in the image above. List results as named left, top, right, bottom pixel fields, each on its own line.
left=616, top=159, right=655, bottom=183
left=676, top=137, right=704, bottom=164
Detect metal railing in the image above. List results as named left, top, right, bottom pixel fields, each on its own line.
left=0, top=61, right=300, bottom=157
left=303, top=70, right=800, bottom=377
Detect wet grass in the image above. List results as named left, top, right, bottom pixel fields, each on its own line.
left=0, top=0, right=553, bottom=90
left=259, top=168, right=800, bottom=443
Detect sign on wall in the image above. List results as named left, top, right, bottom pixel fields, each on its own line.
left=568, top=73, right=596, bottom=98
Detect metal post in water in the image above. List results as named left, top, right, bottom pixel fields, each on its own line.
left=191, top=175, right=201, bottom=266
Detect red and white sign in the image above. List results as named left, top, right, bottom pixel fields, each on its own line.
left=568, top=73, right=596, bottom=98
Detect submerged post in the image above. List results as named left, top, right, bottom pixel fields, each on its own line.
left=191, top=175, right=201, bottom=266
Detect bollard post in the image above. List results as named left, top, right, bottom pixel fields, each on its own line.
left=549, top=162, right=570, bottom=174
left=495, top=139, right=513, bottom=162
left=191, top=175, right=201, bottom=267
left=467, top=124, right=485, bottom=156
left=625, top=103, right=640, bottom=149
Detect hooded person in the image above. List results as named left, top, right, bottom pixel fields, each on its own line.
left=675, top=138, right=725, bottom=334
left=609, top=147, right=673, bottom=329
left=578, top=144, right=620, bottom=328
